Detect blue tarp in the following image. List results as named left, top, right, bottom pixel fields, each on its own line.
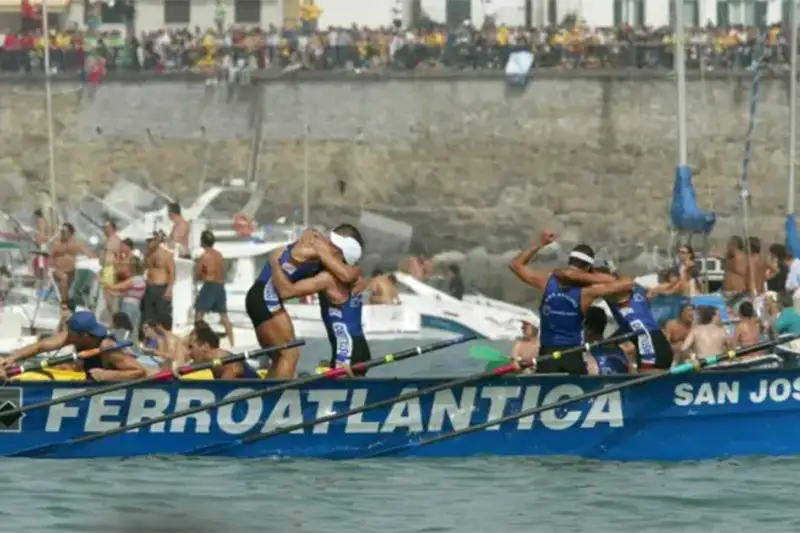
left=650, top=293, right=731, bottom=330
left=786, top=214, right=800, bottom=259
left=670, top=165, right=716, bottom=234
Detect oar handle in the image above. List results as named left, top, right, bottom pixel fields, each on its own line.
left=7, top=341, right=133, bottom=378
left=152, top=340, right=306, bottom=382
left=671, top=333, right=800, bottom=375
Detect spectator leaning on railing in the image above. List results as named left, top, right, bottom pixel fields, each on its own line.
left=0, top=22, right=795, bottom=75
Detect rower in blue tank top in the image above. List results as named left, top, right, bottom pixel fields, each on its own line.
left=556, top=265, right=675, bottom=371
left=319, top=290, right=371, bottom=373
left=509, top=230, right=635, bottom=375
left=582, top=307, right=634, bottom=375
left=245, top=226, right=363, bottom=379
left=187, top=323, right=263, bottom=379
left=268, top=226, right=371, bottom=376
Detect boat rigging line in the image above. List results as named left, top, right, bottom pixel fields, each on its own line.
left=358, top=335, right=800, bottom=459
left=185, top=331, right=643, bottom=456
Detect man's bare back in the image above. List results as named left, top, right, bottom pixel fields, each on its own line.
left=197, top=248, right=224, bottom=283
left=368, top=273, right=399, bottom=305
left=682, top=324, right=732, bottom=360
left=734, top=319, right=762, bottom=354
left=724, top=249, right=748, bottom=293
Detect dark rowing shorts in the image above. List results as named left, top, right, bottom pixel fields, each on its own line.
left=195, top=282, right=227, bottom=314
left=245, top=280, right=284, bottom=329
left=612, top=328, right=674, bottom=370
left=537, top=344, right=587, bottom=375
left=328, top=331, right=371, bottom=377
left=141, top=284, right=172, bottom=330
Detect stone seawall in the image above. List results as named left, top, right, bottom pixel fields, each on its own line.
left=0, top=71, right=794, bottom=301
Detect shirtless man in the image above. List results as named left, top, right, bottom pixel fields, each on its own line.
left=141, top=234, right=175, bottom=331
left=50, top=223, right=94, bottom=302
left=746, top=237, right=766, bottom=295
left=367, top=269, right=400, bottom=305
left=680, top=306, right=733, bottom=362
left=102, top=219, right=122, bottom=316
left=734, top=301, right=763, bottom=356
left=167, top=203, right=190, bottom=258
left=664, top=303, right=694, bottom=355
left=194, top=230, right=234, bottom=346
left=32, top=208, right=51, bottom=285
left=245, top=225, right=362, bottom=379
left=510, top=320, right=539, bottom=374
left=0, top=311, right=146, bottom=381
left=723, top=236, right=748, bottom=295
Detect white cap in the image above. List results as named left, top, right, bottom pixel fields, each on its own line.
left=329, top=232, right=362, bottom=265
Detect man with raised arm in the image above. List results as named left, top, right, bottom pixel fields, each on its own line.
left=509, top=231, right=635, bottom=375
left=0, top=311, right=146, bottom=381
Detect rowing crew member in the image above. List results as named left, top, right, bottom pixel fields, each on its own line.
left=268, top=229, right=371, bottom=376
left=245, top=225, right=362, bottom=379
left=582, top=307, right=635, bottom=375
left=557, top=266, right=674, bottom=371
left=509, top=230, right=634, bottom=375
left=186, top=323, right=261, bottom=379
left=0, top=311, right=146, bottom=381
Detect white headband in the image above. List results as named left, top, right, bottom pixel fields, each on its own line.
left=329, top=232, right=362, bottom=265
left=569, top=251, right=595, bottom=266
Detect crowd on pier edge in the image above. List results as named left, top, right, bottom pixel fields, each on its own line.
left=1, top=12, right=800, bottom=75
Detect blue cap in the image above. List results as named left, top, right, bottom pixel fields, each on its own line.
left=67, top=311, right=108, bottom=338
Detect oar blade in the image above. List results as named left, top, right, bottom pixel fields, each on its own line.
left=468, top=345, right=510, bottom=363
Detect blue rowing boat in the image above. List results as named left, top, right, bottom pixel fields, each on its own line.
left=0, top=367, right=798, bottom=460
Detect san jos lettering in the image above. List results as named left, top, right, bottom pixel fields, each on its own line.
left=41, top=385, right=624, bottom=435
left=673, top=378, right=800, bottom=406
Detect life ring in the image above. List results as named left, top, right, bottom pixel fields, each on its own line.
left=233, top=214, right=253, bottom=237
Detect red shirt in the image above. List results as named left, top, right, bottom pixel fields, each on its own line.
left=19, top=34, right=35, bottom=50
left=3, top=33, right=18, bottom=49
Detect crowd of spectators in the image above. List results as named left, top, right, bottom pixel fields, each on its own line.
left=0, top=19, right=797, bottom=76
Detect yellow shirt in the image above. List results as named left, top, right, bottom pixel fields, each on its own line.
left=496, top=26, right=509, bottom=46
left=301, top=3, right=321, bottom=22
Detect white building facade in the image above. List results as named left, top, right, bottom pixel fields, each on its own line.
left=0, top=0, right=791, bottom=34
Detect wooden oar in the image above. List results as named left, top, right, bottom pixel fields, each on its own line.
left=185, top=331, right=643, bottom=456
left=0, top=340, right=303, bottom=423
left=360, top=334, right=800, bottom=459
left=4, top=341, right=133, bottom=381
left=17, top=335, right=478, bottom=457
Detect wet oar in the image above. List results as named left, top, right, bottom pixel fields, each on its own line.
left=17, top=335, right=478, bottom=457
left=186, top=331, right=642, bottom=456
left=361, top=335, right=800, bottom=459
left=0, top=341, right=302, bottom=424
left=4, top=341, right=133, bottom=381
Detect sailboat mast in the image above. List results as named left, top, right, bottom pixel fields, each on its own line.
left=42, top=0, right=58, bottom=227
left=790, top=0, right=798, bottom=214
left=674, top=0, right=688, bottom=166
